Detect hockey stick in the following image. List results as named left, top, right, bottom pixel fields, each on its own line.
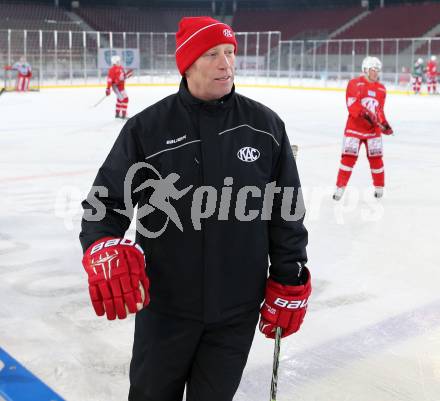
left=291, top=144, right=299, bottom=159
left=92, top=94, right=108, bottom=108
left=270, top=326, right=282, bottom=401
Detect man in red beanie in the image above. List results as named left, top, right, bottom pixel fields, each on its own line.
left=80, top=16, right=310, bottom=401
left=175, top=16, right=238, bottom=100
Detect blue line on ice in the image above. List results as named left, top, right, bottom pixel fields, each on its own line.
left=0, top=347, right=65, bottom=401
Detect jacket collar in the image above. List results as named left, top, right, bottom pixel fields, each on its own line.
left=178, top=77, right=235, bottom=110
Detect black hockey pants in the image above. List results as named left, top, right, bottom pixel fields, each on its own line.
left=129, top=307, right=260, bottom=401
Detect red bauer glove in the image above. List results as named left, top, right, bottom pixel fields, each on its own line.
left=376, top=106, right=393, bottom=135
left=379, top=122, right=393, bottom=135
left=259, top=268, right=311, bottom=338
left=105, top=87, right=111, bottom=96
left=82, top=237, right=150, bottom=320
left=360, top=107, right=377, bottom=127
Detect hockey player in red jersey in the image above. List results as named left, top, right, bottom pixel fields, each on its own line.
left=333, top=56, right=393, bottom=201
left=426, top=55, right=437, bottom=94
left=106, top=55, right=133, bottom=119
left=4, top=56, right=32, bottom=92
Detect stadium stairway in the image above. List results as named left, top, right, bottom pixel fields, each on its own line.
left=328, top=9, right=370, bottom=39
left=66, top=11, right=96, bottom=33
left=67, top=10, right=110, bottom=47
left=395, top=22, right=440, bottom=57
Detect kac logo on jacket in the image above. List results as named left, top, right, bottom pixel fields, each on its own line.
left=237, top=146, right=260, bottom=162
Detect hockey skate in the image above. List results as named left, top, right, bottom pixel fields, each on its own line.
left=374, top=187, right=384, bottom=198
left=116, top=111, right=128, bottom=120
left=332, top=186, right=345, bottom=201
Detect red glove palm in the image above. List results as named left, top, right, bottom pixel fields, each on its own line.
left=379, top=122, right=393, bottom=135
left=259, top=269, right=311, bottom=339
left=376, top=106, right=393, bottom=135
left=105, top=87, right=111, bottom=96
left=82, top=237, right=150, bottom=320
left=360, top=108, right=378, bottom=127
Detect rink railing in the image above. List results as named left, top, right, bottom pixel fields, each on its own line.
left=0, top=29, right=439, bottom=88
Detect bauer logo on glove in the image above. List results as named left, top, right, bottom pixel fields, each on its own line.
left=89, top=237, right=144, bottom=256
left=273, top=297, right=308, bottom=309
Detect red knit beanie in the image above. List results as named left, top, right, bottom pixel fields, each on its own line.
left=175, top=16, right=237, bottom=75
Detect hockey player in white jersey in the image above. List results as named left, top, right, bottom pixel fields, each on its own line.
left=4, top=56, right=32, bottom=92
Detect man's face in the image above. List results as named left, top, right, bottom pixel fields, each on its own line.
left=185, top=44, right=235, bottom=101
left=367, top=68, right=379, bottom=82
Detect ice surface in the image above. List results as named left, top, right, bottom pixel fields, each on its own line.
left=1, top=84, right=439, bottom=401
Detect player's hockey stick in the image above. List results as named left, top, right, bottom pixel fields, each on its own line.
left=0, top=87, right=5, bottom=96
left=270, top=326, right=282, bottom=401
left=92, top=94, right=108, bottom=108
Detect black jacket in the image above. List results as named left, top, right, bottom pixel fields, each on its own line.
left=80, top=79, right=308, bottom=323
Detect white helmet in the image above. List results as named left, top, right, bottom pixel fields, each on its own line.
left=431, top=55, right=437, bottom=61
left=111, top=55, right=121, bottom=65
left=362, top=56, right=382, bottom=73
left=417, top=58, right=423, bottom=64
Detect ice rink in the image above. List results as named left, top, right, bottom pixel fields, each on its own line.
left=1, top=82, right=440, bottom=401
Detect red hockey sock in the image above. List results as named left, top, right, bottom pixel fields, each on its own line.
left=368, top=157, right=384, bottom=187
left=336, top=155, right=357, bottom=187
